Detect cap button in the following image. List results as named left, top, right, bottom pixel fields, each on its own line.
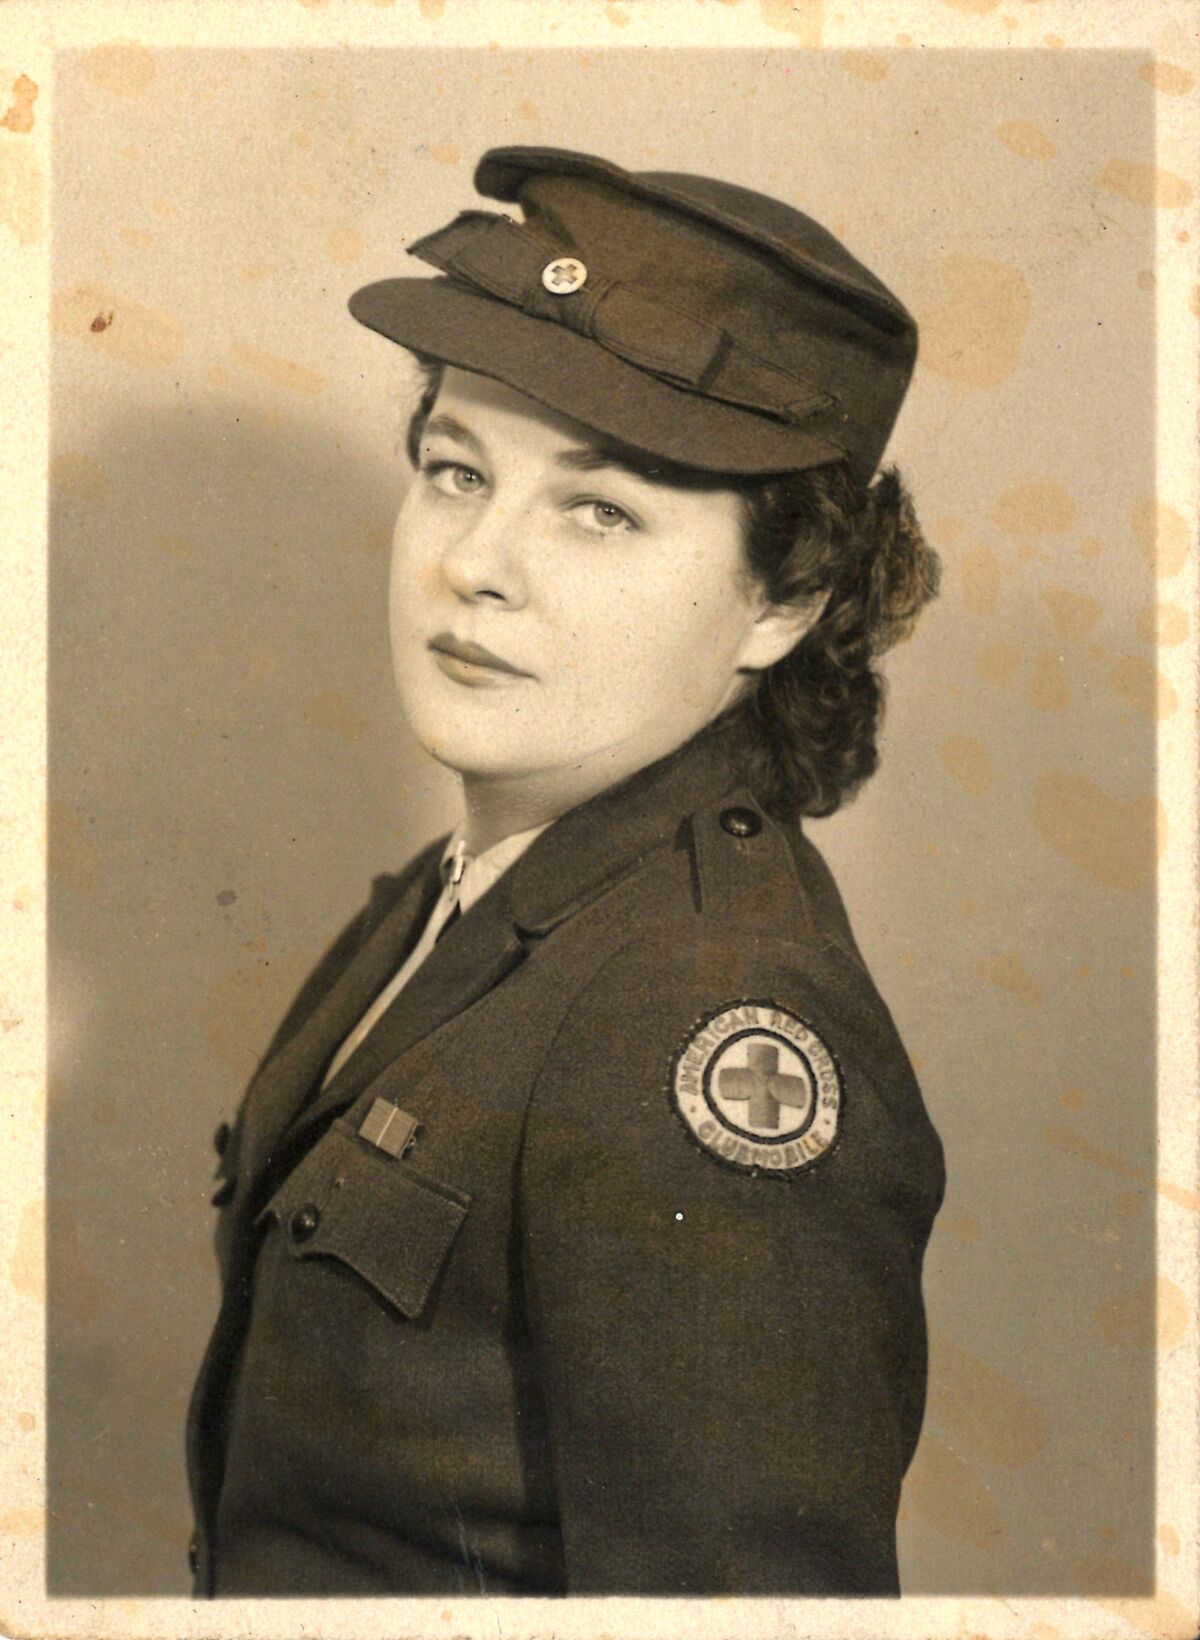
left=719, top=805, right=762, bottom=839
left=289, top=1203, right=322, bottom=1243
left=542, top=256, right=587, bottom=295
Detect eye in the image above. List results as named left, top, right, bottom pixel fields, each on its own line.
left=421, top=459, right=487, bottom=497
left=570, top=498, right=638, bottom=536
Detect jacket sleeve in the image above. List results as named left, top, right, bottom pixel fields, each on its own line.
left=517, top=929, right=944, bottom=1595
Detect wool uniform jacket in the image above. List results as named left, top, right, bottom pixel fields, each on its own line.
left=186, top=715, right=945, bottom=1597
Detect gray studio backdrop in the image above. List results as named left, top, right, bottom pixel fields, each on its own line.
left=48, top=47, right=1162, bottom=1594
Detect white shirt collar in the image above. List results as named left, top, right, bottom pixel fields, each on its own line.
left=439, top=820, right=551, bottom=917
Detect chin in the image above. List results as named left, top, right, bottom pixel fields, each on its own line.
left=401, top=699, right=536, bottom=782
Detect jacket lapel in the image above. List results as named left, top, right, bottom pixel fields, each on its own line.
left=235, top=842, right=445, bottom=1191
left=243, top=714, right=752, bottom=1185
left=281, top=885, right=529, bottom=1157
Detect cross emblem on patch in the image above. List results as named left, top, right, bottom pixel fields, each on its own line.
left=670, top=1002, right=841, bottom=1176
left=718, top=1039, right=807, bottom=1131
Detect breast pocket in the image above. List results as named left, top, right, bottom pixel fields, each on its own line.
left=254, top=1117, right=472, bottom=1321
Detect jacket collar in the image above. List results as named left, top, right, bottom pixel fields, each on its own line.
left=242, top=712, right=755, bottom=1181
left=504, top=710, right=752, bottom=938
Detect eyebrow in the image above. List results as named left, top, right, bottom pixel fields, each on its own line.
left=423, top=410, right=662, bottom=481
left=421, top=413, right=486, bottom=459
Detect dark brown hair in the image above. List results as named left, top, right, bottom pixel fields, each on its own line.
left=403, top=359, right=940, bottom=820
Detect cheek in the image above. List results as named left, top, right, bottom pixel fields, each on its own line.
left=388, top=518, right=441, bottom=618
left=559, top=579, right=743, bottom=708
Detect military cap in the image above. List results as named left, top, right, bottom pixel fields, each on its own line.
left=348, top=145, right=918, bottom=481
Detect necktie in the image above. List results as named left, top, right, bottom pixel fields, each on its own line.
left=318, top=840, right=471, bottom=1089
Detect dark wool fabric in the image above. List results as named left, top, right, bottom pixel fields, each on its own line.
left=186, top=716, right=945, bottom=1596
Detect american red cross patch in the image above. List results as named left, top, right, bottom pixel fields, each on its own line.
left=669, top=1000, right=843, bottom=1176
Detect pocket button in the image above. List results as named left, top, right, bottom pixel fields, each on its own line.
left=289, top=1203, right=321, bottom=1243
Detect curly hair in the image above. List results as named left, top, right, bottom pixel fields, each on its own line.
left=732, top=460, right=940, bottom=818
left=401, top=359, right=940, bottom=821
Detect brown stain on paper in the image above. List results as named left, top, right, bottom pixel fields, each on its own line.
left=11, top=1199, right=115, bottom=1323
left=1032, top=773, right=1163, bottom=893
left=978, top=951, right=1043, bottom=1008
left=839, top=52, right=889, bottom=83
left=0, top=73, right=37, bottom=134
left=45, top=801, right=100, bottom=897
left=926, top=1326, right=1050, bottom=1470
left=1074, top=1552, right=1195, bottom=1636
left=991, top=479, right=1075, bottom=536
left=1157, top=1524, right=1180, bottom=1556
left=899, top=1434, right=1004, bottom=1549
left=1093, top=1276, right=1189, bottom=1351
left=1026, top=651, right=1069, bottom=713
left=52, top=281, right=183, bottom=368
left=760, top=0, right=824, bottom=45
left=9, top=1206, right=42, bottom=1305
left=977, top=640, right=1020, bottom=687
left=305, top=691, right=368, bottom=742
left=1094, top=159, right=1193, bottom=210
left=50, top=452, right=109, bottom=502
left=939, top=735, right=993, bottom=797
left=156, top=532, right=194, bottom=562
left=324, top=225, right=363, bottom=265
left=1108, top=654, right=1177, bottom=720
left=1136, top=602, right=1188, bottom=646
left=0, top=1508, right=46, bottom=1536
left=1132, top=498, right=1190, bottom=578
left=229, top=343, right=326, bottom=399
left=0, top=141, right=44, bottom=245
left=996, top=120, right=1055, bottom=161
left=1140, top=61, right=1196, bottom=95
left=83, top=40, right=157, bottom=99
left=912, top=254, right=1031, bottom=388
left=1040, top=585, right=1099, bottom=641
left=1042, top=1122, right=1199, bottom=1214
left=959, top=545, right=1000, bottom=615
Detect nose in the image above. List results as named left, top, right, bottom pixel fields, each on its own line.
left=438, top=496, right=530, bottom=609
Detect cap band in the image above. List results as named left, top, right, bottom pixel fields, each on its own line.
left=409, top=211, right=835, bottom=429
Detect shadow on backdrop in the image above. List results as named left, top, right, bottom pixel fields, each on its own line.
left=47, top=397, right=424, bottom=1593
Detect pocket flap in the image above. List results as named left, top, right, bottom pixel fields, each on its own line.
left=255, top=1119, right=470, bottom=1320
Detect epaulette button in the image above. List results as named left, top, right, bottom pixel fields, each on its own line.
left=719, top=805, right=762, bottom=839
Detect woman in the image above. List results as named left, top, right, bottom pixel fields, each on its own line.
left=187, top=146, right=945, bottom=1597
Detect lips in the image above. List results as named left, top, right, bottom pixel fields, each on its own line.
left=428, top=632, right=533, bottom=678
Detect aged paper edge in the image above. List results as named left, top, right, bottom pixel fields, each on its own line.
left=0, top=1, right=1196, bottom=1637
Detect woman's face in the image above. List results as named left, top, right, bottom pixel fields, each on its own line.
left=389, top=366, right=801, bottom=807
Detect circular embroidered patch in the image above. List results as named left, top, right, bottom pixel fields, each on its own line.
left=669, top=1000, right=842, bottom=1176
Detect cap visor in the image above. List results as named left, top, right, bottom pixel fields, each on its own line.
left=347, top=277, right=844, bottom=476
